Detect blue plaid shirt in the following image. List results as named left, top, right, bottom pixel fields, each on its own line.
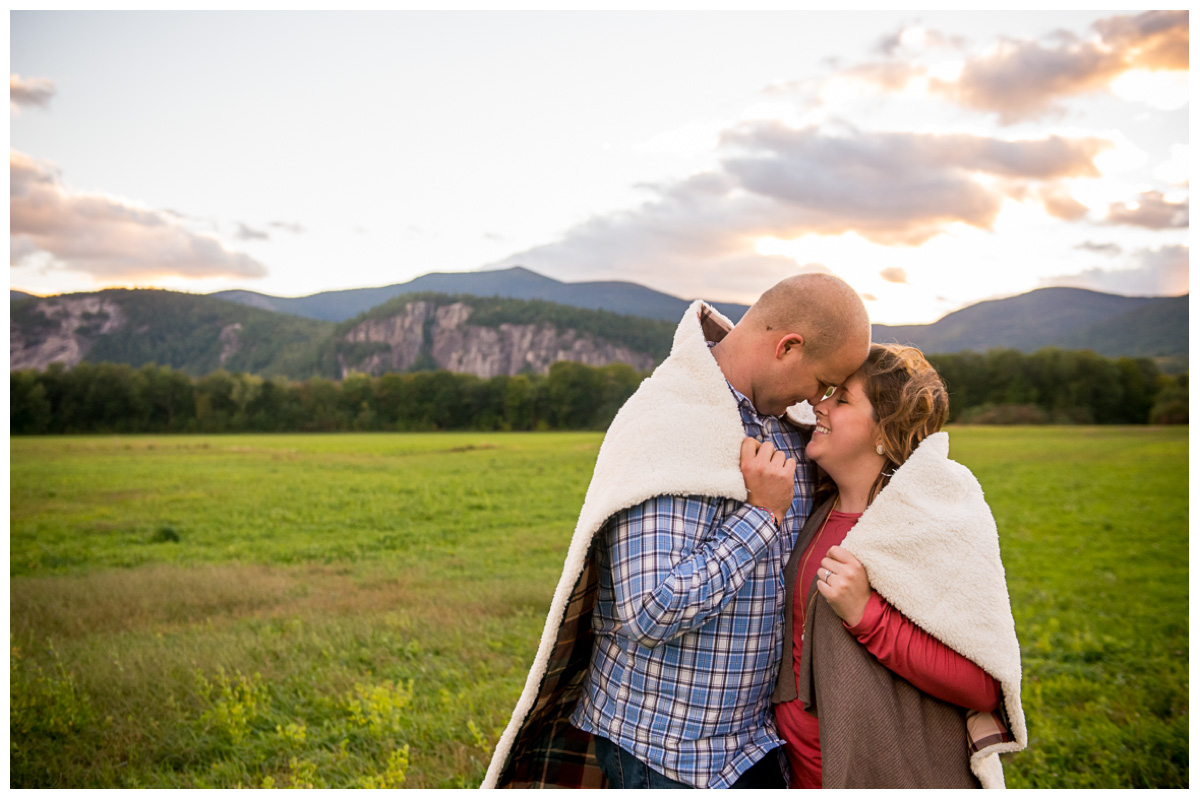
left=571, top=383, right=815, bottom=788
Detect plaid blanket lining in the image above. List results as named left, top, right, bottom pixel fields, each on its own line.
left=966, top=706, right=1015, bottom=753
left=498, top=552, right=607, bottom=789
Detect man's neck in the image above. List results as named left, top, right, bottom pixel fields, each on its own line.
left=709, top=332, right=756, bottom=408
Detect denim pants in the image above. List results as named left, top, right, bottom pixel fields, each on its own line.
left=593, top=735, right=786, bottom=789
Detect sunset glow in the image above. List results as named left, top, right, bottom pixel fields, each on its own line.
left=11, top=10, right=1188, bottom=324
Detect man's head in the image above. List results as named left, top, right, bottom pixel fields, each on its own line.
left=716, top=273, right=871, bottom=417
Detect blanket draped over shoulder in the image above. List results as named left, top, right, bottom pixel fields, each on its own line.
left=797, top=433, right=1027, bottom=788
left=481, top=301, right=809, bottom=789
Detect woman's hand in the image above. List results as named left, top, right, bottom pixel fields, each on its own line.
left=740, top=437, right=796, bottom=528
left=816, top=545, right=871, bottom=627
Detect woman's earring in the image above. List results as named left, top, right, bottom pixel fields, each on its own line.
left=876, top=444, right=884, bottom=455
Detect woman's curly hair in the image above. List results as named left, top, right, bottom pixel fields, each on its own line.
left=862, top=343, right=949, bottom=472
left=815, top=343, right=949, bottom=504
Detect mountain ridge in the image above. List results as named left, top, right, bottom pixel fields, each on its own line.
left=11, top=269, right=1188, bottom=376
left=212, top=266, right=753, bottom=324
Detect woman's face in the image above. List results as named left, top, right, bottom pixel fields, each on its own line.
left=807, top=374, right=883, bottom=474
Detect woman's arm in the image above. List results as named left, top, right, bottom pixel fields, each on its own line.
left=848, top=592, right=1001, bottom=712
left=817, top=545, right=1001, bottom=712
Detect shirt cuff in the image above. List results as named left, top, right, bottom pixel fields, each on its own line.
left=845, top=591, right=885, bottom=636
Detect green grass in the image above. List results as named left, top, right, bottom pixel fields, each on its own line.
left=9, top=427, right=1189, bottom=787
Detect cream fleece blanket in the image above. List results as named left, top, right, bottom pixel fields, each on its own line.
left=840, top=431, right=1027, bottom=788
left=483, top=300, right=797, bottom=788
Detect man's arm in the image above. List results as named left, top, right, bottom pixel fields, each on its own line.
left=604, top=495, right=780, bottom=648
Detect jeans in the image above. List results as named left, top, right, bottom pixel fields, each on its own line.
left=593, top=735, right=786, bottom=789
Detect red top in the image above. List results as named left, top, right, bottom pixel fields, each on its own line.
left=774, top=508, right=1002, bottom=789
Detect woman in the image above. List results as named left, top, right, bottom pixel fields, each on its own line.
left=749, top=344, right=1027, bottom=788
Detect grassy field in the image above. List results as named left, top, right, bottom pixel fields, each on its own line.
left=9, top=427, right=1189, bottom=788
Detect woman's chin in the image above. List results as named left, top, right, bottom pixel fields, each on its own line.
left=808, top=448, right=832, bottom=473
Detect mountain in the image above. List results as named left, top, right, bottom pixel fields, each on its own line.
left=11, top=290, right=37, bottom=302
left=11, top=279, right=1188, bottom=379
left=326, top=292, right=672, bottom=379
left=10, top=289, right=334, bottom=377
left=1061, top=294, right=1188, bottom=359
left=9, top=288, right=673, bottom=381
left=872, top=288, right=1187, bottom=367
left=212, top=266, right=752, bottom=324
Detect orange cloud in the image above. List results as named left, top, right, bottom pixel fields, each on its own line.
left=834, top=12, right=1188, bottom=124
left=1039, top=185, right=1090, bottom=221
left=1106, top=191, right=1189, bottom=229
left=1094, top=10, right=1189, bottom=71
left=491, top=125, right=1116, bottom=299
left=933, top=10, right=1188, bottom=123
left=10, top=150, right=267, bottom=281
left=10, top=74, right=55, bottom=112
left=719, top=123, right=1107, bottom=243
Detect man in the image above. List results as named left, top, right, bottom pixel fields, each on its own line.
left=483, top=273, right=871, bottom=789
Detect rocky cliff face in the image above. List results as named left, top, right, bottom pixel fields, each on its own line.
left=10, top=296, right=126, bottom=371
left=339, top=300, right=657, bottom=378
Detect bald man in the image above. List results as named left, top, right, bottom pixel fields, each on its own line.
left=567, top=274, right=871, bottom=788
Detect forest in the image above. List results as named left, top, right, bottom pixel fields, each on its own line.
left=10, top=346, right=1187, bottom=436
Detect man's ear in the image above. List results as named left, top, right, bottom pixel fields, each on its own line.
left=774, top=333, right=804, bottom=360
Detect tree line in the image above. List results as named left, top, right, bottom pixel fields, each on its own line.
left=9, top=361, right=645, bottom=435
left=9, top=347, right=1188, bottom=436
left=927, top=349, right=1186, bottom=425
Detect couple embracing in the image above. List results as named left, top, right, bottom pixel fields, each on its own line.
left=483, top=274, right=1026, bottom=790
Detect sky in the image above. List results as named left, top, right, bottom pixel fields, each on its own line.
left=9, top=9, right=1190, bottom=325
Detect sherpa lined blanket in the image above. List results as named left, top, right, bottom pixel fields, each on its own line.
left=482, top=300, right=808, bottom=789
left=800, top=432, right=1027, bottom=788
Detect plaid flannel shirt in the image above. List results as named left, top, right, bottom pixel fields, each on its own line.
left=570, top=383, right=815, bottom=788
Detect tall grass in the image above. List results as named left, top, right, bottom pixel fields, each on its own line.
left=9, top=427, right=1188, bottom=787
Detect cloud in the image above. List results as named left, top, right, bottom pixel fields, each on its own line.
left=1044, top=245, right=1189, bottom=295
left=235, top=222, right=269, bottom=241
left=269, top=220, right=307, bottom=234
left=10, top=150, right=267, bottom=281
left=718, top=122, right=1106, bottom=244
left=1106, top=191, right=1188, bottom=229
left=872, top=25, right=964, bottom=58
left=933, top=10, right=1188, bottom=123
left=1075, top=241, right=1122, bottom=255
left=493, top=124, right=1113, bottom=299
left=10, top=74, right=55, bottom=112
left=879, top=267, right=908, bottom=284
left=834, top=12, right=1188, bottom=124
left=1039, top=185, right=1090, bottom=221
left=1092, top=10, right=1189, bottom=71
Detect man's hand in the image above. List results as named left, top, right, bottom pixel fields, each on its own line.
left=740, top=437, right=796, bottom=528
left=815, top=545, right=871, bottom=627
